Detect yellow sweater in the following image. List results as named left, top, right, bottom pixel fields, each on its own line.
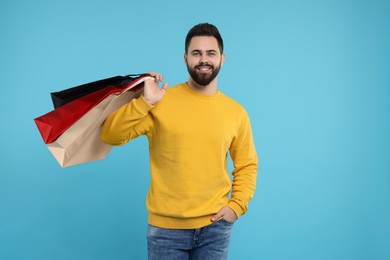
left=101, top=83, right=258, bottom=229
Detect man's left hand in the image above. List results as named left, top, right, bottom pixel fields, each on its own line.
left=211, top=206, right=237, bottom=223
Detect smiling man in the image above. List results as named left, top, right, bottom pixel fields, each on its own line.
left=101, top=23, right=258, bottom=260
left=185, top=35, right=223, bottom=93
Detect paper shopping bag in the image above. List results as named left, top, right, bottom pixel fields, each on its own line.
left=51, top=74, right=146, bottom=108
left=34, top=75, right=147, bottom=144
left=47, top=77, right=150, bottom=167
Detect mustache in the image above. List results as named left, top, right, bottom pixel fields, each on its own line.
left=195, top=62, right=214, bottom=69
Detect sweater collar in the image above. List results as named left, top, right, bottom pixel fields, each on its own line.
left=180, top=82, right=223, bottom=100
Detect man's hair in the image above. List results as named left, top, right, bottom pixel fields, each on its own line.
left=185, top=23, right=224, bottom=54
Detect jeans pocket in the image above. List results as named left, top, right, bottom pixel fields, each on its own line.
left=219, top=218, right=235, bottom=225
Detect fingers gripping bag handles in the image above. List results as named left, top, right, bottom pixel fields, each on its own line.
left=47, top=76, right=153, bottom=167
left=34, top=74, right=147, bottom=144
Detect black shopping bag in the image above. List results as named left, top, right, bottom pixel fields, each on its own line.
left=50, top=74, right=147, bottom=108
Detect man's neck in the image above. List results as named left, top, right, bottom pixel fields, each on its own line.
left=187, top=78, right=218, bottom=95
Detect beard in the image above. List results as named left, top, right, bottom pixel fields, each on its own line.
left=186, top=61, right=221, bottom=86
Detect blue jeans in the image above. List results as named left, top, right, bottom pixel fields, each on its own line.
left=147, top=219, right=234, bottom=260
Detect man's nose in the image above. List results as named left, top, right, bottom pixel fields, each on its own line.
left=200, top=53, right=208, bottom=63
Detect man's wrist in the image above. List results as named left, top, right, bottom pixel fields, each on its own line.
left=141, top=95, right=155, bottom=106
left=228, top=201, right=243, bottom=219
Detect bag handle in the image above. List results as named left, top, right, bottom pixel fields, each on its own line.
left=124, top=73, right=149, bottom=78
left=122, top=75, right=153, bottom=92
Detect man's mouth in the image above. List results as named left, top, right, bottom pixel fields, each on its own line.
left=196, top=65, right=212, bottom=72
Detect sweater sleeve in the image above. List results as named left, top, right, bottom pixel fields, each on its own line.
left=100, top=95, right=154, bottom=146
left=228, top=111, right=258, bottom=218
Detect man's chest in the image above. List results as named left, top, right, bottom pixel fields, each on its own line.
left=153, top=102, right=238, bottom=150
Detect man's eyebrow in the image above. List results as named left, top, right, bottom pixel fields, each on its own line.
left=191, top=49, right=217, bottom=53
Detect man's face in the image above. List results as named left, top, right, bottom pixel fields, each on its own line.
left=185, top=36, right=225, bottom=86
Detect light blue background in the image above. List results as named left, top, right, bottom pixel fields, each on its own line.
left=1, top=0, right=389, bottom=259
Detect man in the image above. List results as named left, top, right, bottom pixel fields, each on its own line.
left=101, top=23, right=258, bottom=260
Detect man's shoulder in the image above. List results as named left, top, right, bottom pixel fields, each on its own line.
left=166, top=83, right=186, bottom=91
left=162, top=83, right=185, bottom=97
left=219, top=92, right=246, bottom=112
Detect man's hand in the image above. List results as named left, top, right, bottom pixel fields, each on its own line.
left=211, top=206, right=237, bottom=223
left=143, top=72, right=168, bottom=105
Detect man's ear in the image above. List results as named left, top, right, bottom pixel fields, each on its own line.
left=184, top=53, right=187, bottom=63
left=221, top=53, right=226, bottom=67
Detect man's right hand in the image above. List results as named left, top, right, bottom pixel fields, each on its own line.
left=143, top=72, right=168, bottom=105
